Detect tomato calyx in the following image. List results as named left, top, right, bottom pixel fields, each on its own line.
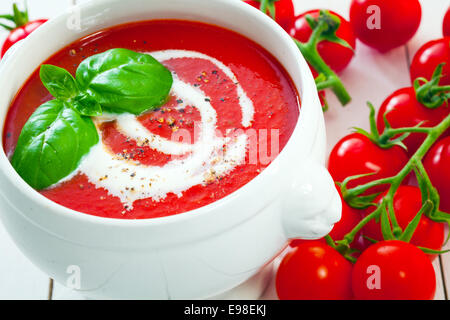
left=360, top=199, right=450, bottom=256
left=339, top=173, right=384, bottom=210
left=352, top=102, right=434, bottom=154
left=324, top=234, right=360, bottom=263
left=335, top=113, right=450, bottom=257
left=304, top=11, right=354, bottom=52
left=254, top=0, right=278, bottom=19
left=0, top=3, right=29, bottom=31
left=414, top=63, right=450, bottom=109
left=353, top=102, right=418, bottom=151
left=294, top=10, right=352, bottom=107
left=412, top=157, right=450, bottom=225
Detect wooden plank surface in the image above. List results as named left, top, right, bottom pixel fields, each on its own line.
left=0, top=0, right=448, bottom=300
left=0, top=0, right=74, bottom=300
left=404, top=1, right=450, bottom=299
left=440, top=246, right=450, bottom=300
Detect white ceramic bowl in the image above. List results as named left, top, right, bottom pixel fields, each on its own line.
left=0, top=0, right=341, bottom=299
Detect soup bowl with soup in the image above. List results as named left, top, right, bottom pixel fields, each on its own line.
left=0, top=0, right=341, bottom=299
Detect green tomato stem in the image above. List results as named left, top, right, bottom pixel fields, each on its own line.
left=380, top=114, right=449, bottom=228
left=315, top=78, right=337, bottom=91
left=414, top=64, right=450, bottom=109
left=259, top=0, right=269, bottom=13
left=386, top=195, right=402, bottom=236
left=341, top=113, right=450, bottom=245
left=12, top=3, right=28, bottom=28
left=296, top=39, right=351, bottom=106
left=344, top=176, right=393, bottom=198
left=0, top=3, right=29, bottom=31
left=430, top=85, right=450, bottom=94
left=0, top=22, right=13, bottom=31
left=324, top=235, right=336, bottom=248
left=340, top=206, right=381, bottom=246
left=399, top=200, right=432, bottom=242
left=382, top=127, right=432, bottom=135
left=294, top=17, right=351, bottom=106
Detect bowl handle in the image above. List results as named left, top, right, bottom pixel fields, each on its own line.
left=281, top=157, right=342, bottom=240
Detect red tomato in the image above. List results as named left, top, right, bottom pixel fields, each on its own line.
left=362, top=186, right=445, bottom=259
left=423, top=136, right=450, bottom=214
left=243, top=0, right=295, bottom=31
left=376, top=87, right=449, bottom=157
left=276, top=241, right=353, bottom=300
left=291, top=185, right=362, bottom=247
left=352, top=240, right=436, bottom=300
left=410, top=38, right=450, bottom=86
left=1, top=19, right=47, bottom=57
left=349, top=0, right=421, bottom=52
left=443, top=7, right=450, bottom=37
left=328, top=133, right=409, bottom=195
left=290, top=10, right=356, bottom=73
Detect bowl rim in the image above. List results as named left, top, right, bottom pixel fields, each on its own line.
left=0, top=0, right=319, bottom=229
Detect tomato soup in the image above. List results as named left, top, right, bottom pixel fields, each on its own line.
left=3, top=21, right=300, bottom=219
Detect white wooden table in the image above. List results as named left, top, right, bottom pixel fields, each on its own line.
left=0, top=0, right=448, bottom=300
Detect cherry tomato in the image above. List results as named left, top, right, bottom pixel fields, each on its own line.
left=349, top=0, right=421, bottom=52
left=443, top=7, right=450, bottom=37
left=352, top=240, right=436, bottom=300
left=291, top=185, right=362, bottom=247
left=424, top=136, right=450, bottom=214
left=290, top=10, right=356, bottom=73
left=410, top=38, right=450, bottom=86
left=328, top=133, right=409, bottom=195
left=244, top=0, right=295, bottom=32
left=276, top=241, right=353, bottom=300
left=1, top=19, right=47, bottom=57
left=362, top=186, right=445, bottom=259
left=376, top=87, right=449, bottom=157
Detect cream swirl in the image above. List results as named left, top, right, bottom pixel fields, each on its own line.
left=75, top=50, right=254, bottom=209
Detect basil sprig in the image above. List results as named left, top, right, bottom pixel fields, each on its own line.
left=12, top=48, right=173, bottom=190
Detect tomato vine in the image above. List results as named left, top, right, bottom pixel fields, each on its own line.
left=329, top=82, right=450, bottom=261
left=293, top=11, right=352, bottom=106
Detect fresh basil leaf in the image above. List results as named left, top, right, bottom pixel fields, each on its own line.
left=40, top=65, right=79, bottom=101
left=71, top=92, right=102, bottom=117
left=11, top=100, right=99, bottom=190
left=76, top=48, right=173, bottom=115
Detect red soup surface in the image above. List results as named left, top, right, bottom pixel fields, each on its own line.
left=3, top=20, right=300, bottom=219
